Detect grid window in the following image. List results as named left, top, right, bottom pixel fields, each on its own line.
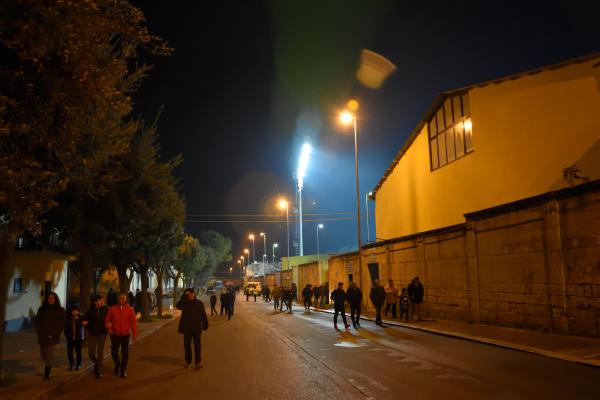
left=428, top=93, right=473, bottom=171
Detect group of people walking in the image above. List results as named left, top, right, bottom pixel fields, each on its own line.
left=209, top=287, right=236, bottom=320
left=370, top=277, right=425, bottom=326
left=35, top=291, right=137, bottom=381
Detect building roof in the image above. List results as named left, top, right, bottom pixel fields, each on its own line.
left=370, top=52, right=600, bottom=197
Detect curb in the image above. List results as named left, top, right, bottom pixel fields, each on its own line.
left=23, top=315, right=179, bottom=400
left=309, top=307, right=600, bottom=369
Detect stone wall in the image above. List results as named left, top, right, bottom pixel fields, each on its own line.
left=329, top=181, right=600, bottom=337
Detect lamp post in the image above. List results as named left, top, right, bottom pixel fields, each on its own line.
left=316, top=224, right=324, bottom=264
left=297, top=143, right=311, bottom=257
left=243, top=249, right=249, bottom=270
left=278, top=199, right=290, bottom=272
left=365, top=191, right=373, bottom=243
left=260, top=232, right=267, bottom=266
left=272, top=242, right=278, bottom=266
left=340, top=108, right=363, bottom=284
left=248, top=234, right=256, bottom=265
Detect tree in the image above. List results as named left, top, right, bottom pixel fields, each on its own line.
left=0, top=0, right=169, bottom=377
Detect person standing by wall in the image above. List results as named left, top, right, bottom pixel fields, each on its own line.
left=271, top=285, right=281, bottom=311
left=312, top=284, right=320, bottom=308
left=176, top=288, right=209, bottom=369
left=399, top=288, right=410, bottom=322
left=369, top=280, right=386, bottom=327
left=105, top=292, right=137, bottom=378
left=346, top=281, right=363, bottom=328
left=302, top=284, right=313, bottom=312
left=330, top=282, right=349, bottom=330
left=64, top=304, right=84, bottom=371
left=35, top=292, right=66, bottom=380
left=83, top=295, right=108, bottom=378
left=408, top=277, right=425, bottom=321
left=384, top=279, right=399, bottom=319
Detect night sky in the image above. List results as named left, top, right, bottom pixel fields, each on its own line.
left=130, top=0, right=600, bottom=272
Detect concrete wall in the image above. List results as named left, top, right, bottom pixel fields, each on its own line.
left=332, top=182, right=600, bottom=337
left=376, top=56, right=600, bottom=240
left=4, top=251, right=70, bottom=332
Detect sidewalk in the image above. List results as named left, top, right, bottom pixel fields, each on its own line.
left=312, top=306, right=600, bottom=368
left=0, top=310, right=180, bottom=400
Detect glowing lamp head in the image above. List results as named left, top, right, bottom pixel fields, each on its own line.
left=318, top=224, right=324, bottom=229
left=278, top=199, right=288, bottom=210
left=339, top=111, right=354, bottom=125
left=464, top=118, right=473, bottom=131
left=273, top=243, right=278, bottom=248
left=297, top=143, right=312, bottom=187
left=260, top=232, right=265, bottom=237
left=248, top=234, right=254, bottom=240
left=244, top=249, right=249, bottom=254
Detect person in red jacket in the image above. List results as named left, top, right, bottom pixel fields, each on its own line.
left=105, top=292, right=137, bottom=378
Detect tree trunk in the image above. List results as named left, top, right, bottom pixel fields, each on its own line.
left=140, top=266, right=149, bottom=319
left=116, top=264, right=132, bottom=293
left=78, top=240, right=92, bottom=312
left=0, top=237, right=15, bottom=381
left=172, top=272, right=180, bottom=300
left=156, top=268, right=163, bottom=317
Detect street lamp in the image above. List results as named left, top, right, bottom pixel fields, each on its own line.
left=237, top=259, right=242, bottom=279
left=297, top=143, right=311, bottom=257
left=272, top=242, right=278, bottom=266
left=339, top=106, right=363, bottom=284
left=278, top=199, right=290, bottom=271
left=243, top=249, right=249, bottom=269
left=248, top=234, right=256, bottom=264
left=316, top=224, right=324, bottom=264
left=260, top=232, right=267, bottom=266
left=365, top=191, right=373, bottom=243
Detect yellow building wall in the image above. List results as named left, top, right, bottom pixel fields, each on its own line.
left=376, top=59, right=600, bottom=239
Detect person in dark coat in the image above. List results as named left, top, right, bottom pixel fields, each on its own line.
left=220, top=291, right=227, bottom=316
left=83, top=295, right=108, bottom=378
left=127, top=291, right=135, bottom=308
left=301, top=284, right=313, bottom=312
left=399, top=288, right=410, bottom=322
left=209, top=293, right=217, bottom=316
left=313, top=284, right=320, bottom=308
left=407, top=276, right=425, bottom=321
left=330, top=282, right=349, bottom=329
left=369, top=280, right=386, bottom=327
left=176, top=288, right=209, bottom=369
left=107, top=288, right=117, bottom=307
left=64, top=304, right=84, bottom=370
left=222, top=289, right=234, bottom=320
left=35, top=292, right=66, bottom=380
left=134, top=289, right=142, bottom=315
left=264, top=285, right=271, bottom=302
left=346, top=281, right=363, bottom=328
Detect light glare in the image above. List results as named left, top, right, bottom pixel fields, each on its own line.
left=339, top=111, right=353, bottom=125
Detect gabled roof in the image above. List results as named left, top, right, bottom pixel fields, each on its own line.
left=370, top=52, right=600, bottom=197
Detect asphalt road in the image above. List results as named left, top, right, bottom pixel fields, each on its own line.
left=49, top=294, right=600, bottom=400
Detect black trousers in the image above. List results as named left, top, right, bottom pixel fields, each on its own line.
left=226, top=304, right=233, bottom=320
left=210, top=303, right=217, bottom=316
left=220, top=303, right=226, bottom=315
left=385, top=303, right=397, bottom=318
left=303, top=298, right=311, bottom=309
left=110, top=335, right=130, bottom=371
left=183, top=332, right=201, bottom=364
left=350, top=303, right=361, bottom=324
left=375, top=305, right=383, bottom=325
left=67, top=339, right=82, bottom=367
left=333, top=304, right=348, bottom=325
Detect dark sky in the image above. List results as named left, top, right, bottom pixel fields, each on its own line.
left=130, top=0, right=600, bottom=272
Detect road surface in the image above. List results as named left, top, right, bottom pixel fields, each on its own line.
left=49, top=294, right=600, bottom=399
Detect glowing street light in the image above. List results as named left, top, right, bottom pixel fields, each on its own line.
left=272, top=242, right=278, bottom=266
left=243, top=249, right=249, bottom=268
left=237, top=259, right=242, bottom=278
left=296, top=143, right=311, bottom=256
left=365, top=191, right=373, bottom=243
left=248, top=234, right=256, bottom=264
left=316, top=224, right=324, bottom=265
left=339, top=104, right=363, bottom=284
left=260, top=232, right=267, bottom=265
left=278, top=199, right=290, bottom=272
